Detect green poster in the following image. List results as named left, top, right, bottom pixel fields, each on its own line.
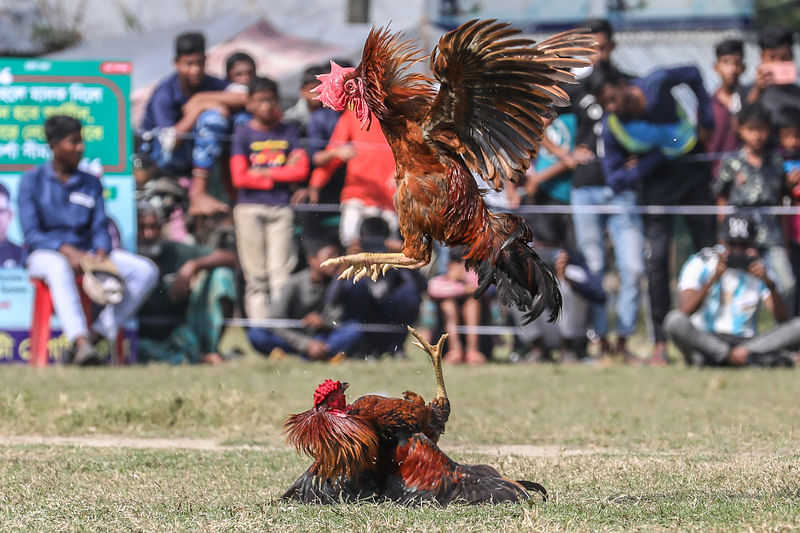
left=0, top=58, right=132, bottom=175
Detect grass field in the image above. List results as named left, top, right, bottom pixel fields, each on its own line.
left=1, top=330, right=799, bottom=532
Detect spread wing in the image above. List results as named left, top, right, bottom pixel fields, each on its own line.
left=421, top=20, right=595, bottom=190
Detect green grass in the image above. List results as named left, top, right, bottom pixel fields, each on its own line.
left=1, top=330, right=799, bottom=531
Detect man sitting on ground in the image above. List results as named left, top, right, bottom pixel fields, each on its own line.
left=665, top=215, right=800, bottom=367
left=136, top=205, right=238, bottom=364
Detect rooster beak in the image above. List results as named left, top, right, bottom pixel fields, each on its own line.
left=347, top=101, right=355, bottom=111
left=341, top=382, right=349, bottom=392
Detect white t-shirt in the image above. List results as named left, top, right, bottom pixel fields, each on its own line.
left=677, top=246, right=771, bottom=337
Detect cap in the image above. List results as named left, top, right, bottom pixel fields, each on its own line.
left=721, top=214, right=756, bottom=245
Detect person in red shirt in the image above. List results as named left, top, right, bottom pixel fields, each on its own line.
left=306, top=109, right=397, bottom=252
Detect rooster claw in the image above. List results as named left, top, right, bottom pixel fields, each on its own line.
left=322, top=252, right=427, bottom=283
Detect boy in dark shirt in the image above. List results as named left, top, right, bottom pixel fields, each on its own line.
left=230, top=77, right=310, bottom=321
left=709, top=39, right=747, bottom=180
left=714, top=104, right=795, bottom=304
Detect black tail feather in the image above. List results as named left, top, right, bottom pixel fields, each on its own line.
left=470, top=215, right=562, bottom=323
left=516, top=480, right=548, bottom=501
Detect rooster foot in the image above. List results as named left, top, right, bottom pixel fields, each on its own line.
left=407, top=327, right=448, bottom=401
left=322, top=253, right=427, bottom=283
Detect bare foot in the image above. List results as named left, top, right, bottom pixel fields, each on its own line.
left=444, top=350, right=464, bottom=364
left=200, top=353, right=224, bottom=364
left=465, top=350, right=487, bottom=365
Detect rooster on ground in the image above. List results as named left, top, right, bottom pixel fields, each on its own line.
left=281, top=328, right=546, bottom=505
left=314, top=19, right=595, bottom=322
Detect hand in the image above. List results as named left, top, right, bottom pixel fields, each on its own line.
left=787, top=169, right=800, bottom=187
left=169, top=259, right=196, bottom=302
left=624, top=155, right=639, bottom=169
left=290, top=187, right=320, bottom=205
left=697, top=125, right=713, bottom=146
left=505, top=185, right=522, bottom=209
left=748, top=257, right=770, bottom=284
left=88, top=248, right=107, bottom=262
left=712, top=250, right=728, bottom=281
left=306, top=339, right=331, bottom=360
left=188, top=192, right=230, bottom=216
left=302, top=312, right=325, bottom=331
left=58, top=244, right=87, bottom=274
left=333, top=144, right=357, bottom=161
left=754, top=64, right=776, bottom=90
left=524, top=171, right=540, bottom=198
left=554, top=250, right=568, bottom=280
left=572, top=145, right=595, bottom=165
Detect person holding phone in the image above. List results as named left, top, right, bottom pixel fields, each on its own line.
left=665, top=215, right=800, bottom=367
left=746, top=26, right=800, bottom=125
left=713, top=104, right=796, bottom=305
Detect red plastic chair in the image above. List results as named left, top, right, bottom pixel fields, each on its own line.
left=29, top=277, right=124, bottom=367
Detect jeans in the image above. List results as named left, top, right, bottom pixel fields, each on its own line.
left=570, top=186, right=644, bottom=337
left=141, top=109, right=230, bottom=175
left=763, top=245, right=796, bottom=309
left=247, top=321, right=363, bottom=359
left=27, top=249, right=159, bottom=342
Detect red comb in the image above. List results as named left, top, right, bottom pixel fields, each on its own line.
left=313, top=379, right=341, bottom=406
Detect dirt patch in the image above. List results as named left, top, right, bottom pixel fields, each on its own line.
left=1, top=435, right=612, bottom=457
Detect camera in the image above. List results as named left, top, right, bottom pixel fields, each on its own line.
left=726, top=251, right=754, bottom=271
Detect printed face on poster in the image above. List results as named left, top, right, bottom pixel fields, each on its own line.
left=0, top=59, right=135, bottom=363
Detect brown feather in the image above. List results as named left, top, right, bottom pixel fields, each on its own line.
left=283, top=408, right=379, bottom=480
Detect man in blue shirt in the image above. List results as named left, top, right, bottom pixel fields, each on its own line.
left=20, top=116, right=159, bottom=365
left=140, top=32, right=247, bottom=216
left=595, top=66, right=718, bottom=364
left=665, top=215, right=799, bottom=367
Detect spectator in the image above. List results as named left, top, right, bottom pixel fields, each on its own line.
left=230, top=77, right=310, bottom=320
left=522, top=114, right=576, bottom=247
left=19, top=116, right=159, bottom=365
left=714, top=104, right=796, bottom=305
left=328, top=217, right=426, bottom=358
left=709, top=39, right=747, bottom=179
left=224, top=51, right=257, bottom=130
left=291, top=64, right=348, bottom=254
left=136, top=205, right=238, bottom=364
left=307, top=109, right=397, bottom=252
left=595, top=65, right=718, bottom=365
left=140, top=32, right=247, bottom=216
left=0, top=182, right=22, bottom=268
left=665, top=215, right=799, bottom=367
left=427, top=248, right=488, bottom=365
left=565, top=19, right=644, bottom=361
left=246, top=241, right=361, bottom=361
left=776, top=107, right=800, bottom=315
left=511, top=239, right=606, bottom=363
left=746, top=26, right=800, bottom=125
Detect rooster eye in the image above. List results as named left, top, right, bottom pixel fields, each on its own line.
left=345, top=79, right=356, bottom=92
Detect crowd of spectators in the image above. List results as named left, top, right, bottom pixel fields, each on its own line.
left=16, top=21, right=800, bottom=368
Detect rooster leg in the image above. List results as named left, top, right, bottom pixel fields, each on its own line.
left=322, top=253, right=428, bottom=283
left=407, top=327, right=448, bottom=401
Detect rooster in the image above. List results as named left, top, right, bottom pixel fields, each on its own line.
left=314, top=20, right=595, bottom=322
left=282, top=328, right=546, bottom=505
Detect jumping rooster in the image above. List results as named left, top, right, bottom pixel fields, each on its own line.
left=282, top=328, right=546, bottom=505
left=314, top=20, right=595, bottom=322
